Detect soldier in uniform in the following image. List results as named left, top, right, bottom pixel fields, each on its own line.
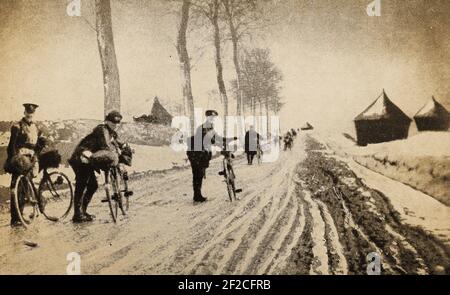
left=244, top=125, right=261, bottom=165
left=186, top=110, right=237, bottom=203
left=68, top=110, right=124, bottom=223
left=291, top=128, right=297, bottom=138
left=283, top=131, right=294, bottom=151
left=4, top=103, right=47, bottom=226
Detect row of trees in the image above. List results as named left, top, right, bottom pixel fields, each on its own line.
left=176, top=0, right=283, bottom=136
left=93, top=0, right=283, bottom=137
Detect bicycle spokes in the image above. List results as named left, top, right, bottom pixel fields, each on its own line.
left=39, top=172, right=74, bottom=221
left=13, top=175, right=38, bottom=226
left=105, top=167, right=128, bottom=223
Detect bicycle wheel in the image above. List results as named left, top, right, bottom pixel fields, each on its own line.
left=226, top=164, right=236, bottom=201
left=13, top=175, right=38, bottom=227
left=105, top=171, right=118, bottom=223
left=118, top=170, right=130, bottom=212
left=39, top=172, right=74, bottom=221
left=226, top=179, right=235, bottom=202
left=106, top=169, right=126, bottom=222
left=113, top=169, right=126, bottom=216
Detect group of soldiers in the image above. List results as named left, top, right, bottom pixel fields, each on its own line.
left=282, top=128, right=298, bottom=151
left=3, top=104, right=268, bottom=226
left=4, top=103, right=127, bottom=225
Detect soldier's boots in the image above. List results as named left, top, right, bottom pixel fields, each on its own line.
left=72, top=211, right=95, bottom=223
left=193, top=190, right=207, bottom=203
left=72, top=212, right=90, bottom=223
left=82, top=196, right=96, bottom=222
left=194, top=196, right=207, bottom=203
left=10, top=220, right=23, bottom=227
left=72, top=202, right=95, bottom=223
left=83, top=212, right=96, bottom=222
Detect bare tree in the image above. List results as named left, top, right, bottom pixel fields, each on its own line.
left=177, top=0, right=196, bottom=135
left=233, top=48, right=282, bottom=135
left=192, top=0, right=230, bottom=137
left=95, top=0, right=121, bottom=116
left=223, top=1, right=277, bottom=111
left=221, top=0, right=258, bottom=133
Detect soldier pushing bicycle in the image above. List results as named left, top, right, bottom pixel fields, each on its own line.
left=68, top=110, right=133, bottom=223
left=186, top=110, right=238, bottom=203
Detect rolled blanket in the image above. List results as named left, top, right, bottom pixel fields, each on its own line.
left=9, top=154, right=36, bottom=175
left=91, top=150, right=119, bottom=171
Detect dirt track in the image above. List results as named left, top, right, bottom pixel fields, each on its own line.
left=0, top=134, right=448, bottom=275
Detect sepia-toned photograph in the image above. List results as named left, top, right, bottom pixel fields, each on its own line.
left=0, top=0, right=449, bottom=280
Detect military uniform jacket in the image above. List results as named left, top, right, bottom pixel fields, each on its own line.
left=187, top=122, right=234, bottom=167
left=7, top=118, right=43, bottom=159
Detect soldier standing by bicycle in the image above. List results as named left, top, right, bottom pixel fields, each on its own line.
left=4, top=103, right=48, bottom=227
left=186, top=110, right=237, bottom=203
left=68, top=110, right=125, bottom=223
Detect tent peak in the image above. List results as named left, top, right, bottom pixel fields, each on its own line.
left=354, top=90, right=410, bottom=122
left=414, top=95, right=449, bottom=117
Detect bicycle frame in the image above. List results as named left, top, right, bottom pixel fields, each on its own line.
left=220, top=151, right=240, bottom=202
left=256, top=144, right=263, bottom=164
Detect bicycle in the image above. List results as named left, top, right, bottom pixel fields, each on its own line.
left=218, top=150, right=242, bottom=202
left=101, top=163, right=134, bottom=223
left=256, top=143, right=263, bottom=165
left=12, top=165, right=74, bottom=228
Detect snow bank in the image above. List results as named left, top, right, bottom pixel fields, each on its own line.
left=0, top=132, right=9, bottom=146
left=312, top=130, right=450, bottom=206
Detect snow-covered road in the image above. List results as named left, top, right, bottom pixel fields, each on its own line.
left=0, top=133, right=448, bottom=274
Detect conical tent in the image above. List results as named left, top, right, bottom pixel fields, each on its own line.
left=150, top=97, right=173, bottom=126
left=354, top=90, right=411, bottom=146
left=414, top=96, right=449, bottom=131
left=133, top=97, right=173, bottom=126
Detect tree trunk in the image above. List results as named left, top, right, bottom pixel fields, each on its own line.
left=252, top=97, right=256, bottom=126
left=211, top=0, right=229, bottom=137
left=177, top=0, right=195, bottom=135
left=265, top=99, right=270, bottom=140
left=95, top=0, right=120, bottom=116
left=225, top=2, right=243, bottom=136
left=259, top=101, right=263, bottom=132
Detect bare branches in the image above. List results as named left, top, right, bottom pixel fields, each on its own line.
left=81, top=15, right=97, bottom=33
left=190, top=47, right=207, bottom=70
left=235, top=48, right=283, bottom=114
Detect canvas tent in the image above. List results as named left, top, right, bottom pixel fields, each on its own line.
left=414, top=96, right=449, bottom=131
left=354, top=90, right=411, bottom=146
left=134, top=97, right=173, bottom=126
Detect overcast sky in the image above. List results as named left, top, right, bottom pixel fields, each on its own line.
left=0, top=0, right=449, bottom=133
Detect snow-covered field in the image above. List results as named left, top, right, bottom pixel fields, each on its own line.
left=313, top=130, right=450, bottom=206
